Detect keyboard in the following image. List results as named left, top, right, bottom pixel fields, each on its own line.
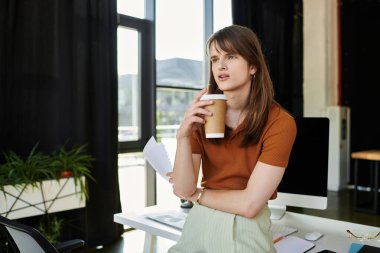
left=270, top=223, right=298, bottom=240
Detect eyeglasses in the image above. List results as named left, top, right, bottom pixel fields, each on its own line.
left=346, top=229, right=380, bottom=241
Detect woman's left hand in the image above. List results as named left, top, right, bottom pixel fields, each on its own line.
left=167, top=171, right=201, bottom=201
left=167, top=171, right=174, bottom=184
left=186, top=188, right=202, bottom=202
left=167, top=172, right=184, bottom=199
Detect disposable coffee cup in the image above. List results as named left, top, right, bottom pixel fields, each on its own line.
left=200, top=94, right=227, bottom=138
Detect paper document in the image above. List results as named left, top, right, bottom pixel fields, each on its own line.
left=143, top=136, right=173, bottom=181
left=274, top=235, right=315, bottom=253
left=146, top=210, right=187, bottom=230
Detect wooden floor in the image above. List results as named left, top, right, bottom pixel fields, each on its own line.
left=80, top=189, right=380, bottom=253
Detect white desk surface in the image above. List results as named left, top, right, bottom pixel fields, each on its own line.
left=114, top=205, right=380, bottom=253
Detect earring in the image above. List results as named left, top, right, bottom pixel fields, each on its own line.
left=251, top=74, right=256, bottom=80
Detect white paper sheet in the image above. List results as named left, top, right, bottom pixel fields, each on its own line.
left=274, top=235, right=315, bottom=253
left=143, top=136, right=173, bottom=181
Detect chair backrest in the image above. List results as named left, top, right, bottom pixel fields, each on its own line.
left=0, top=215, right=58, bottom=253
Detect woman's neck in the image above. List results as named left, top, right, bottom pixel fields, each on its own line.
left=224, top=94, right=247, bottom=130
left=225, top=109, right=245, bottom=130
left=223, top=82, right=250, bottom=129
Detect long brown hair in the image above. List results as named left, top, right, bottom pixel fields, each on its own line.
left=206, top=25, right=274, bottom=146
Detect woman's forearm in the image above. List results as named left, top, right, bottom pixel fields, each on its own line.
left=189, top=162, right=285, bottom=218
left=197, top=188, right=265, bottom=218
left=172, top=137, right=199, bottom=198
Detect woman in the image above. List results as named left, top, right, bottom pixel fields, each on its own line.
left=168, top=25, right=297, bottom=252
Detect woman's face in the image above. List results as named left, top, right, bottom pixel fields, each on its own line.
left=209, top=42, right=256, bottom=93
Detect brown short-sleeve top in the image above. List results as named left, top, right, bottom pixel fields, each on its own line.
left=190, top=104, right=297, bottom=196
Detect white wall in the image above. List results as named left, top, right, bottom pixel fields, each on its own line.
left=303, top=0, right=340, bottom=116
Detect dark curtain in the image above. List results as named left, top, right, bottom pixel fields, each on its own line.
left=341, top=0, right=380, bottom=183
left=0, top=0, right=122, bottom=248
left=341, top=0, right=380, bottom=151
left=232, top=0, right=303, bottom=116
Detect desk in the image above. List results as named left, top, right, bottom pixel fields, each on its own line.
left=114, top=205, right=380, bottom=253
left=351, top=150, right=380, bottom=213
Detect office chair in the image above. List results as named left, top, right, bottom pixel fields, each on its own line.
left=0, top=215, right=84, bottom=253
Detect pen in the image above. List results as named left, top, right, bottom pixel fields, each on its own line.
left=273, top=236, right=285, bottom=244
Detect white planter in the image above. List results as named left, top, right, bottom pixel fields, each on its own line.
left=0, top=177, right=86, bottom=219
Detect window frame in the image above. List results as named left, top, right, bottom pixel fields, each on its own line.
left=117, top=14, right=156, bottom=153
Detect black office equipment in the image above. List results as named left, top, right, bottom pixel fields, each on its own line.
left=0, top=215, right=84, bottom=253
left=269, top=117, right=330, bottom=219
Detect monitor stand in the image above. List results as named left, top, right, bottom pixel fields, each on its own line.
left=268, top=204, right=287, bottom=220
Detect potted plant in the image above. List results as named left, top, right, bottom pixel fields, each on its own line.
left=0, top=143, right=95, bottom=219
left=51, top=144, right=95, bottom=199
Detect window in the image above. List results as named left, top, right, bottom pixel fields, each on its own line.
left=117, top=0, right=145, bottom=19
left=117, top=15, right=154, bottom=152
left=213, top=0, right=233, bottom=32
left=155, top=0, right=205, bottom=140
left=118, top=27, right=141, bottom=142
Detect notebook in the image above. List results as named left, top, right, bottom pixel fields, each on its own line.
left=274, top=235, right=315, bottom=253
left=349, top=243, right=380, bottom=253
left=146, top=210, right=188, bottom=230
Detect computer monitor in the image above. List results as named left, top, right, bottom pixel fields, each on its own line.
left=268, top=117, right=330, bottom=219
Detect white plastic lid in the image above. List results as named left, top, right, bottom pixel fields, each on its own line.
left=200, top=94, right=227, bottom=101
left=205, top=133, right=225, bottom=138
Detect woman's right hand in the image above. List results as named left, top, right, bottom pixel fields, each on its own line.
left=176, top=87, right=213, bottom=139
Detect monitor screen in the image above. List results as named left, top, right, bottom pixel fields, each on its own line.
left=268, top=117, right=329, bottom=219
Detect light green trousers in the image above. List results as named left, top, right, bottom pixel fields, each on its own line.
left=168, top=204, right=276, bottom=253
